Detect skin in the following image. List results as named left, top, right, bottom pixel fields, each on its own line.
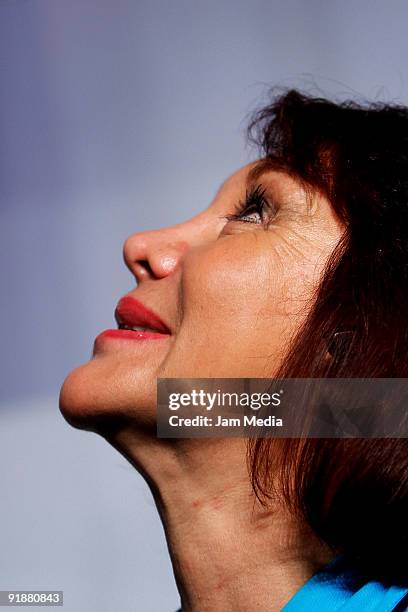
left=60, top=160, right=344, bottom=611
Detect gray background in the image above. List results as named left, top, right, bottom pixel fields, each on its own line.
left=1, top=1, right=408, bottom=610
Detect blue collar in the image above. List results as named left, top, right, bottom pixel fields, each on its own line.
left=282, top=556, right=408, bottom=611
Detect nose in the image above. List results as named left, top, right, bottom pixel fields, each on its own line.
left=123, top=221, right=197, bottom=283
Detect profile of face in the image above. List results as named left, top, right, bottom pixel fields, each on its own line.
left=60, top=161, right=343, bottom=435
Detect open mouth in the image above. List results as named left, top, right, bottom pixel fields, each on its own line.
left=114, top=295, right=171, bottom=335
left=117, top=323, right=162, bottom=333
left=93, top=295, right=171, bottom=348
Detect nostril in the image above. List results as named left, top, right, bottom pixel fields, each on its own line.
left=137, top=259, right=155, bottom=277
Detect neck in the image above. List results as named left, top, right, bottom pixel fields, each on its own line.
left=107, top=433, right=335, bottom=612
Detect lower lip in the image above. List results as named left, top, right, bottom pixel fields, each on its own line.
left=94, top=328, right=170, bottom=344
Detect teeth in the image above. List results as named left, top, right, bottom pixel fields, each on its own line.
left=119, top=324, right=156, bottom=332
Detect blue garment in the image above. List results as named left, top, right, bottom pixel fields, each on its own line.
left=174, top=556, right=408, bottom=611
left=282, top=556, right=408, bottom=611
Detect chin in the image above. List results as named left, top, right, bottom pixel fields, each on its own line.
left=59, top=357, right=157, bottom=434
left=59, top=362, right=103, bottom=431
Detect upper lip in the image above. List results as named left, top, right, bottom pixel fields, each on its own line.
left=114, top=296, right=171, bottom=334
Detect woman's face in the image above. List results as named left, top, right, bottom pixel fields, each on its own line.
left=60, top=161, right=343, bottom=430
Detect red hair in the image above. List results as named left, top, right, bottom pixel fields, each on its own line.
left=247, top=90, right=408, bottom=585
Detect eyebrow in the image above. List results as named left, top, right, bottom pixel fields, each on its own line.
left=215, top=159, right=280, bottom=203
left=247, top=158, right=278, bottom=184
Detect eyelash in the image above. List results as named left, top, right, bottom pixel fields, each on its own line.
left=223, top=185, right=274, bottom=226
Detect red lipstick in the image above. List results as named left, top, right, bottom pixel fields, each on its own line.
left=94, top=296, right=171, bottom=346
left=114, top=296, right=170, bottom=334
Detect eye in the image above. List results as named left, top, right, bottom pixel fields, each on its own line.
left=223, top=185, right=276, bottom=226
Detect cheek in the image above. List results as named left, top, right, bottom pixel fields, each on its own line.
left=185, top=236, right=271, bottom=319
left=184, top=232, right=321, bottom=326
left=161, top=232, right=322, bottom=377
left=160, top=227, right=336, bottom=378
